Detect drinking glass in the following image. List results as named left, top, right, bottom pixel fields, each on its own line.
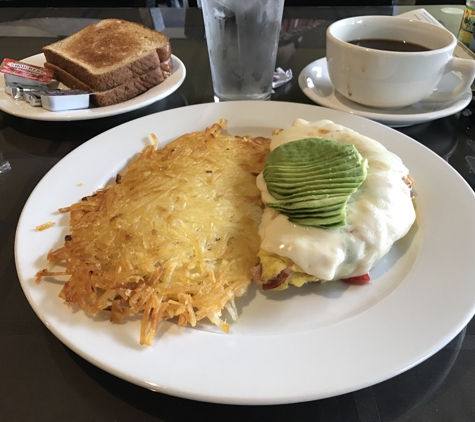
left=201, top=0, right=285, bottom=101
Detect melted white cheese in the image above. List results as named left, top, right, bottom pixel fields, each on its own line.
left=256, top=119, right=416, bottom=281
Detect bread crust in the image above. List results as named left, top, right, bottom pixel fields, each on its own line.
left=45, top=62, right=165, bottom=107
left=160, top=57, right=174, bottom=78
left=42, top=19, right=172, bottom=91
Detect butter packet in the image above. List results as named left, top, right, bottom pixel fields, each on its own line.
left=4, top=81, right=46, bottom=100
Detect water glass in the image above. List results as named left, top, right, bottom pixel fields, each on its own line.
left=201, top=0, right=284, bottom=101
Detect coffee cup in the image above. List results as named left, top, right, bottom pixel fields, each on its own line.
left=326, top=15, right=475, bottom=109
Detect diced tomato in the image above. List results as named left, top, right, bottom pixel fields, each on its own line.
left=342, top=273, right=370, bottom=285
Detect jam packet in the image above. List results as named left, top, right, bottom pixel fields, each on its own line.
left=0, top=58, right=54, bottom=85
left=40, top=89, right=91, bottom=111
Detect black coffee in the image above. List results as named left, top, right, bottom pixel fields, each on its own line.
left=348, top=38, right=431, bottom=52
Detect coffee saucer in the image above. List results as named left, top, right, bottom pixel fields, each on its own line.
left=298, top=57, right=473, bottom=127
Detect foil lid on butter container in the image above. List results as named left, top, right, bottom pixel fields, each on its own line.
left=5, top=84, right=24, bottom=100
left=4, top=81, right=47, bottom=100
left=24, top=92, right=42, bottom=107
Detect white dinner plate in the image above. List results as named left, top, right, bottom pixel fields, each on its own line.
left=0, top=53, right=186, bottom=121
left=14, top=101, right=475, bottom=405
left=299, top=57, right=473, bottom=127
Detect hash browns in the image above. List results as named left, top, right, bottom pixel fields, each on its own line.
left=36, top=122, right=270, bottom=345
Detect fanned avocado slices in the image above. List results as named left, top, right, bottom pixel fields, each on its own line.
left=267, top=196, right=347, bottom=211
left=264, top=138, right=367, bottom=228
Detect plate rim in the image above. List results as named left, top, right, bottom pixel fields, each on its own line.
left=14, top=101, right=475, bottom=404
left=0, top=53, right=186, bottom=121
left=298, top=57, right=473, bottom=127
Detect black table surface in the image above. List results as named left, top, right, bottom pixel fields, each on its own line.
left=1, top=6, right=475, bottom=422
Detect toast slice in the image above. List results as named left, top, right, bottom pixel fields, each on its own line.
left=45, top=62, right=165, bottom=107
left=42, top=19, right=172, bottom=91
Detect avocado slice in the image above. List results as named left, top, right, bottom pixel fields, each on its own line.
left=263, top=137, right=367, bottom=228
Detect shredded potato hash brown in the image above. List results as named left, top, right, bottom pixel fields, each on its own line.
left=36, top=221, right=55, bottom=231
left=36, top=122, right=270, bottom=345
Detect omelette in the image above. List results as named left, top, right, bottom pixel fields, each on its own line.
left=252, top=119, right=416, bottom=290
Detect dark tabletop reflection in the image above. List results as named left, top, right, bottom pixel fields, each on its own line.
left=29, top=327, right=466, bottom=422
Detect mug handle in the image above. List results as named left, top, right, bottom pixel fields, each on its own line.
left=424, top=57, right=475, bottom=103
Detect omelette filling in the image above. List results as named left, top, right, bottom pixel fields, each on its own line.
left=253, top=119, right=416, bottom=290
left=36, top=122, right=270, bottom=345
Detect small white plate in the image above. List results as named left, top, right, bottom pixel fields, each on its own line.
left=299, top=57, right=473, bottom=127
left=14, top=102, right=475, bottom=404
left=0, top=53, right=186, bottom=121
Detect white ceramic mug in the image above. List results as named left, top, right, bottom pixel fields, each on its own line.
left=326, top=15, right=475, bottom=108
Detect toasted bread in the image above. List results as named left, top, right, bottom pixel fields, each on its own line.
left=44, top=62, right=166, bottom=107
left=42, top=19, right=172, bottom=91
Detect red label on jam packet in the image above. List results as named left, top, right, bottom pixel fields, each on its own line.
left=0, top=58, right=53, bottom=83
